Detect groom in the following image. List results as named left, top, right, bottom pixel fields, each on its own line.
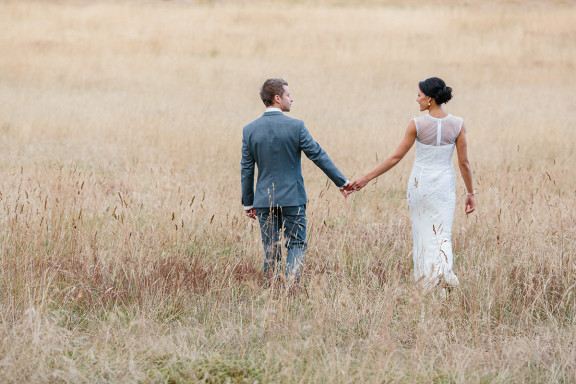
left=241, top=78, right=351, bottom=285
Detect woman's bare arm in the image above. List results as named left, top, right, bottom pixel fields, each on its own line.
left=349, top=120, right=417, bottom=190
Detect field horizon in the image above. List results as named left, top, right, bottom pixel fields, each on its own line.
left=1, top=0, right=575, bottom=382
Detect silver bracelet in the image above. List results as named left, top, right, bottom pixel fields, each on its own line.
left=466, top=190, right=477, bottom=196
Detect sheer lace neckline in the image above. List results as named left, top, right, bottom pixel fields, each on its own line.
left=425, top=113, right=452, bottom=121
left=415, top=114, right=462, bottom=146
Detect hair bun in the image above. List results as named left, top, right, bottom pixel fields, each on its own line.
left=436, top=86, right=453, bottom=105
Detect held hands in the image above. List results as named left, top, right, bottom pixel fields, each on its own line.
left=339, top=183, right=355, bottom=198
left=339, top=180, right=359, bottom=198
left=348, top=176, right=370, bottom=193
left=338, top=176, right=370, bottom=198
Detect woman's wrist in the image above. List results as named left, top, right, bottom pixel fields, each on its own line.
left=466, top=190, right=477, bottom=196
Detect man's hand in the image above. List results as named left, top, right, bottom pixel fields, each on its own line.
left=244, top=208, right=257, bottom=219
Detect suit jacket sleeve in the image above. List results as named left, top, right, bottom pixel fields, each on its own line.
left=240, top=134, right=255, bottom=206
left=299, top=123, right=347, bottom=187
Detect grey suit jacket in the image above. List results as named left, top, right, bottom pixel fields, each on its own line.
left=241, top=111, right=347, bottom=208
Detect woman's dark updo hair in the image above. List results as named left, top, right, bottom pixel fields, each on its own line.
left=419, top=77, right=453, bottom=105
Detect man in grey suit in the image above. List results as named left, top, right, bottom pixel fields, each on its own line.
left=241, top=78, right=351, bottom=286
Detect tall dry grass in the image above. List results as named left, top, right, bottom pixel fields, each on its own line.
left=0, top=0, right=575, bottom=382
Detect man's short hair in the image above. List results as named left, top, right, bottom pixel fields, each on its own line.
left=260, top=78, right=288, bottom=107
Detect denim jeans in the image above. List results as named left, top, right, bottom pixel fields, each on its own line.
left=256, top=205, right=307, bottom=282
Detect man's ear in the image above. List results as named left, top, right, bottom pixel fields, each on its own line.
left=274, top=94, right=281, bottom=103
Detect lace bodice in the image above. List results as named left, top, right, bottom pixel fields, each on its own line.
left=415, top=114, right=463, bottom=146
left=413, top=114, right=463, bottom=168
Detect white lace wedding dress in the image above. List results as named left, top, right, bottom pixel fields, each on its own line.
left=407, top=114, right=463, bottom=290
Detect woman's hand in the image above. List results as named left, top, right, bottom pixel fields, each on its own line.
left=465, top=195, right=476, bottom=215
left=349, top=175, right=370, bottom=192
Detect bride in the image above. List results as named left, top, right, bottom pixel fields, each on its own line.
left=350, top=77, right=476, bottom=292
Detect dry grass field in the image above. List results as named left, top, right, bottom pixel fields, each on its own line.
left=1, top=0, right=575, bottom=382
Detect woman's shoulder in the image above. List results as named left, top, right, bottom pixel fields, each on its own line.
left=449, top=114, right=464, bottom=129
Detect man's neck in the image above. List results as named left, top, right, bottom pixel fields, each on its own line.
left=266, top=107, right=282, bottom=112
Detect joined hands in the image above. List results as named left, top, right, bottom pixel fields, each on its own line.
left=340, top=175, right=370, bottom=198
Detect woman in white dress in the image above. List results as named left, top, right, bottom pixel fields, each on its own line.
left=349, top=77, right=476, bottom=291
